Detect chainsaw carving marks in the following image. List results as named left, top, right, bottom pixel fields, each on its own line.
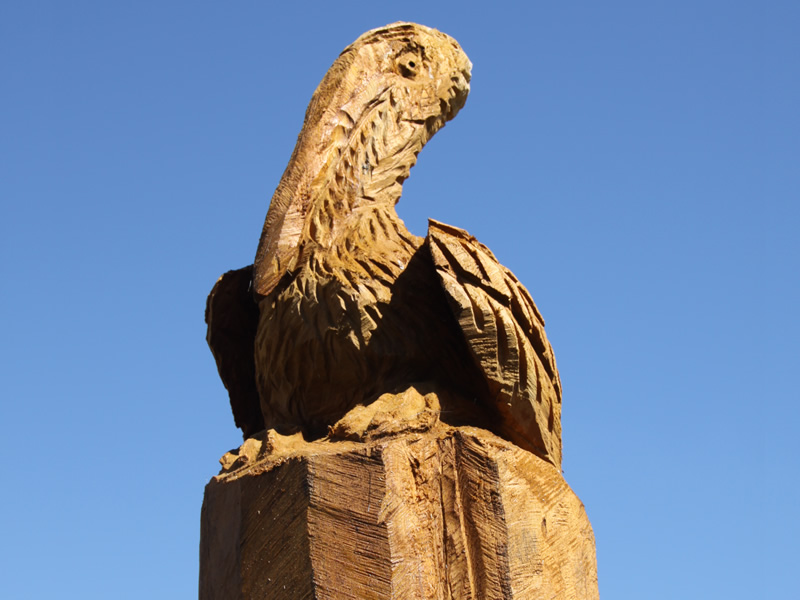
left=427, top=220, right=562, bottom=466
left=206, top=22, right=563, bottom=467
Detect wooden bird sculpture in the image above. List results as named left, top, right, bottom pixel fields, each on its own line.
left=206, top=22, right=563, bottom=466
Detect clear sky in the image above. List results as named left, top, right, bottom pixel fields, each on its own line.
left=2, top=1, right=797, bottom=598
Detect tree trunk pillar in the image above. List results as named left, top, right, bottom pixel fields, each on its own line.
left=200, top=426, right=599, bottom=599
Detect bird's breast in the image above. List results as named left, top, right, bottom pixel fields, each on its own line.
left=252, top=234, right=480, bottom=438
left=252, top=242, right=411, bottom=431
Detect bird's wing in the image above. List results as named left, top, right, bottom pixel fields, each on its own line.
left=205, top=265, right=264, bottom=439
left=426, top=219, right=562, bottom=466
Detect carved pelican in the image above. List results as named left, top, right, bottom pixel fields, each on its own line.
left=206, top=22, right=563, bottom=466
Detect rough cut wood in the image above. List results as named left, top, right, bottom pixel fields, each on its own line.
left=206, top=21, right=562, bottom=467
left=202, top=22, right=598, bottom=598
left=200, top=398, right=598, bottom=599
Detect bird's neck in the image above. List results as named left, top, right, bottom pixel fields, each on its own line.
left=300, top=201, right=422, bottom=289
left=296, top=88, right=429, bottom=281
left=255, top=77, right=433, bottom=294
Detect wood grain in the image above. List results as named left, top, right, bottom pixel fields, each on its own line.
left=200, top=424, right=599, bottom=599
left=202, top=23, right=598, bottom=598
left=206, top=22, right=563, bottom=467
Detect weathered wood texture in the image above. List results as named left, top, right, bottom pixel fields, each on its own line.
left=202, top=22, right=598, bottom=599
left=205, top=22, right=562, bottom=467
left=200, top=424, right=598, bottom=600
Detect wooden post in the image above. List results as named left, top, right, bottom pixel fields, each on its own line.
left=200, top=420, right=598, bottom=599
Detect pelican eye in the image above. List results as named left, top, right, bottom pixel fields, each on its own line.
left=396, top=51, right=423, bottom=79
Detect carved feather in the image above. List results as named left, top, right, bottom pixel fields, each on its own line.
left=206, top=23, right=564, bottom=467
left=427, top=219, right=562, bottom=466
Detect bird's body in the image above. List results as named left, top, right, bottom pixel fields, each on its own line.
left=207, top=23, right=563, bottom=466
left=253, top=225, right=487, bottom=439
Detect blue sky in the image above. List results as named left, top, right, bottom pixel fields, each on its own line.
left=2, top=1, right=797, bottom=598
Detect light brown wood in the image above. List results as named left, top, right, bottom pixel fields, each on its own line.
left=200, top=398, right=598, bottom=599
left=203, top=22, right=598, bottom=598
left=206, top=22, right=561, bottom=465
